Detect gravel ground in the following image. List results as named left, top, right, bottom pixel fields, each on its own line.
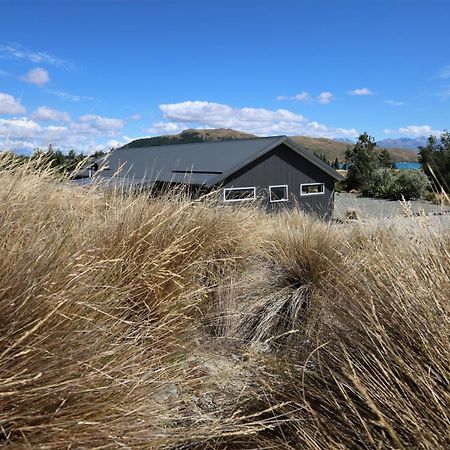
left=334, top=192, right=450, bottom=232
left=334, top=192, right=450, bottom=220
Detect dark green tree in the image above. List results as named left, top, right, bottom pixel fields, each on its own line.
left=418, top=131, right=450, bottom=191
left=378, top=148, right=394, bottom=168
left=345, top=132, right=379, bottom=190
left=333, top=157, right=339, bottom=169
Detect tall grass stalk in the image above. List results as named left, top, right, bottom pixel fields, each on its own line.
left=0, top=155, right=449, bottom=448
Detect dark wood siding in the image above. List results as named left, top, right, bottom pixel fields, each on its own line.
left=219, top=143, right=335, bottom=219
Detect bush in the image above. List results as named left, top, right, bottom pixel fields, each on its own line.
left=361, top=168, right=394, bottom=198
left=390, top=170, right=429, bottom=200
left=361, top=169, right=429, bottom=200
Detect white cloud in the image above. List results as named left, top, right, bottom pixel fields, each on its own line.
left=146, top=121, right=188, bottom=134
left=21, top=67, right=50, bottom=86
left=0, top=113, right=125, bottom=153
left=106, top=136, right=135, bottom=149
left=147, top=100, right=358, bottom=139
left=78, top=115, right=124, bottom=132
left=437, top=65, right=450, bottom=79
left=348, top=88, right=374, bottom=96
left=44, top=89, right=97, bottom=102
left=31, top=106, right=71, bottom=123
left=277, top=91, right=312, bottom=102
left=317, top=91, right=334, bottom=104
left=0, top=93, right=26, bottom=114
left=385, top=100, right=404, bottom=107
left=383, top=125, right=440, bottom=137
left=0, top=117, right=43, bottom=140
left=0, top=43, right=75, bottom=69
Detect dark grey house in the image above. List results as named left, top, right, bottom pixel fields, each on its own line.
left=87, top=136, right=344, bottom=218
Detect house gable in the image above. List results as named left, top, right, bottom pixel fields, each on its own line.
left=219, top=142, right=337, bottom=218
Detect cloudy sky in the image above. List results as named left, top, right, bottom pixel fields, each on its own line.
left=1, top=0, right=449, bottom=154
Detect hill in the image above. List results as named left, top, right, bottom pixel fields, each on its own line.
left=121, top=128, right=256, bottom=149
left=121, top=128, right=418, bottom=163
left=289, top=136, right=418, bottom=163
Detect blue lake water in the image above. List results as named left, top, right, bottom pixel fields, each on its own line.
left=395, top=162, right=421, bottom=170
left=338, top=162, right=421, bottom=170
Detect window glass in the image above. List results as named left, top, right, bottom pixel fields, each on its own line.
left=301, top=183, right=325, bottom=195
left=269, top=185, right=288, bottom=202
left=224, top=187, right=256, bottom=201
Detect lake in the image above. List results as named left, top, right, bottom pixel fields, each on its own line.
left=395, top=162, right=421, bottom=170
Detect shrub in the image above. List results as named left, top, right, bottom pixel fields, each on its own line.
left=390, top=170, right=429, bottom=200
left=360, top=167, right=394, bottom=198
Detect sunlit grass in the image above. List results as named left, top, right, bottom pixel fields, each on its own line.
left=1, top=154, right=449, bottom=448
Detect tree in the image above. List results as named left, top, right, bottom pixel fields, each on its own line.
left=314, top=152, right=331, bottom=166
left=333, top=157, right=339, bottom=169
left=378, top=148, right=394, bottom=169
left=345, top=132, right=379, bottom=190
left=30, top=144, right=91, bottom=174
left=419, top=131, right=450, bottom=192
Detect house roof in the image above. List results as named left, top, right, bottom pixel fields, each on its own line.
left=94, top=136, right=344, bottom=187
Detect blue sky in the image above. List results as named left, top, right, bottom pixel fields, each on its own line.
left=1, top=0, right=449, bottom=154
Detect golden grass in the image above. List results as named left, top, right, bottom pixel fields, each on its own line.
left=0, top=155, right=449, bottom=448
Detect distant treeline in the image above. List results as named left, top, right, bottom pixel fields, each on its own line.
left=4, top=145, right=105, bottom=173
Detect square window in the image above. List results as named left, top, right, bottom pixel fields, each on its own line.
left=269, top=185, right=288, bottom=202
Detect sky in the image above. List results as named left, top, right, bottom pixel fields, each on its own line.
left=0, top=0, right=449, bottom=154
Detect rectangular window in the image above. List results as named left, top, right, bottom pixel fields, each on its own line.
left=269, top=185, right=288, bottom=202
left=300, top=183, right=325, bottom=196
left=223, top=187, right=256, bottom=202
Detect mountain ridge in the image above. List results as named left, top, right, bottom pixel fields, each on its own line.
left=121, top=128, right=419, bottom=163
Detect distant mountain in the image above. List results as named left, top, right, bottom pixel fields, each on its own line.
left=334, top=137, right=355, bottom=144
left=377, top=137, right=428, bottom=151
left=121, top=128, right=418, bottom=163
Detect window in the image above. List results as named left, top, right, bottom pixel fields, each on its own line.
left=223, top=187, right=256, bottom=202
left=300, top=183, right=325, bottom=196
left=269, top=185, right=288, bottom=202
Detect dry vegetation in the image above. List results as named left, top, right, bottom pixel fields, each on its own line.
left=1, top=155, right=449, bottom=449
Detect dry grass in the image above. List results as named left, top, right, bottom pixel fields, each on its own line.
left=0, top=155, right=449, bottom=448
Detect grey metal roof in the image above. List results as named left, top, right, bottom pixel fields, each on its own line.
left=94, top=135, right=344, bottom=187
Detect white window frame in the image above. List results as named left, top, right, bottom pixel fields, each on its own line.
left=269, top=184, right=289, bottom=203
left=223, top=186, right=256, bottom=202
left=300, top=182, right=325, bottom=196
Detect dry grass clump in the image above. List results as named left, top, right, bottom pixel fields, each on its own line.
left=221, top=227, right=450, bottom=449
left=0, top=156, right=267, bottom=447
left=1, top=155, right=449, bottom=448
left=217, top=211, right=344, bottom=352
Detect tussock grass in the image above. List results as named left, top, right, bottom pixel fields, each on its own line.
left=1, top=155, right=449, bottom=448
